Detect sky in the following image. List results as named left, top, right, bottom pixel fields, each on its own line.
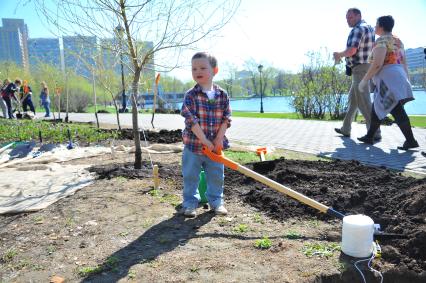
left=1, top=0, right=425, bottom=82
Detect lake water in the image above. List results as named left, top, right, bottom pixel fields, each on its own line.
left=229, top=90, right=426, bottom=115
left=174, top=90, right=426, bottom=114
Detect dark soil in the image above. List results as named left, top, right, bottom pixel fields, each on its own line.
left=224, top=158, right=426, bottom=275
left=89, top=155, right=426, bottom=277
left=118, top=129, right=182, bottom=144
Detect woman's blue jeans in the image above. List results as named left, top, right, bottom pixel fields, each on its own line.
left=182, top=147, right=224, bottom=209
left=42, top=101, right=50, bottom=117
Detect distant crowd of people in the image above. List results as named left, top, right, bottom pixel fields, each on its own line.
left=0, top=79, right=51, bottom=119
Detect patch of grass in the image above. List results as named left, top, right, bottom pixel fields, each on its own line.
left=302, top=242, right=340, bottom=258
left=407, top=115, right=426, bottom=128
left=140, top=258, right=159, bottom=268
left=106, top=256, right=120, bottom=271
left=299, top=270, right=320, bottom=277
left=232, top=112, right=301, bottom=119
left=336, top=261, right=348, bottom=272
left=252, top=213, right=264, bottom=224
left=12, top=258, right=31, bottom=270
left=190, top=265, right=200, bottom=273
left=115, top=176, right=127, bottom=182
left=217, top=217, right=231, bottom=227
left=283, top=230, right=303, bottom=239
left=47, top=245, right=56, bottom=254
left=119, top=231, right=129, bottom=237
left=224, top=150, right=259, bottom=164
left=254, top=236, right=272, bottom=249
left=2, top=249, right=17, bottom=262
left=65, top=216, right=74, bottom=227
left=141, top=219, right=154, bottom=228
left=225, top=150, right=282, bottom=164
left=30, top=262, right=44, bottom=271
left=233, top=224, right=249, bottom=234
left=0, top=119, right=118, bottom=144
left=128, top=269, right=137, bottom=279
left=148, top=189, right=160, bottom=197
left=32, top=215, right=44, bottom=224
left=305, top=219, right=320, bottom=228
left=160, top=193, right=180, bottom=207
left=78, top=265, right=103, bottom=277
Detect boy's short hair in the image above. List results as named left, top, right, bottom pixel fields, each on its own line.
left=15, top=79, right=22, bottom=85
left=192, top=52, right=217, bottom=68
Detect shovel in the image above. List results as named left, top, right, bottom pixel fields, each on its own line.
left=202, top=147, right=408, bottom=239
left=202, top=146, right=345, bottom=219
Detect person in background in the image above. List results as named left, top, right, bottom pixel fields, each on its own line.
left=0, top=79, right=8, bottom=118
left=20, top=80, right=36, bottom=116
left=357, top=15, right=418, bottom=150
left=333, top=8, right=381, bottom=141
left=2, top=79, right=20, bottom=119
left=40, top=81, right=51, bottom=117
left=180, top=52, right=231, bottom=217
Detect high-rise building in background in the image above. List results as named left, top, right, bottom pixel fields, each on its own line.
left=62, top=35, right=98, bottom=78
left=1, top=18, right=155, bottom=82
left=406, top=47, right=426, bottom=71
left=0, top=18, right=30, bottom=70
left=28, top=38, right=61, bottom=69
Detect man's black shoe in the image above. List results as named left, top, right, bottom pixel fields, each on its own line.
left=373, top=136, right=382, bottom=141
left=334, top=128, right=350, bottom=137
left=397, top=140, right=419, bottom=150
left=357, top=135, right=374, bottom=144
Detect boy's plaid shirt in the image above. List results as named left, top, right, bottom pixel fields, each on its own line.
left=345, top=20, right=375, bottom=67
left=181, top=84, right=232, bottom=154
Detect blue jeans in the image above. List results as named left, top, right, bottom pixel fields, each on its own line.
left=42, top=101, right=50, bottom=117
left=182, top=147, right=224, bottom=209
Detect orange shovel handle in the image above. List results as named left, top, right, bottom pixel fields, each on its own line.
left=201, top=146, right=239, bottom=170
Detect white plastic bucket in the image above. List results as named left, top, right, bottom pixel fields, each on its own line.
left=341, top=214, right=374, bottom=258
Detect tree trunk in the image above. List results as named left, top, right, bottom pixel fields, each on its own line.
left=132, top=68, right=142, bottom=169
left=114, top=98, right=122, bottom=131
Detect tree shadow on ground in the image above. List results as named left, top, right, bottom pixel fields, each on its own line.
left=80, top=209, right=287, bottom=282
left=319, top=137, right=416, bottom=171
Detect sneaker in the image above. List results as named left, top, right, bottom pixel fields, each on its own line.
left=357, top=135, right=374, bottom=144
left=213, top=205, right=228, bottom=215
left=373, top=135, right=382, bottom=141
left=180, top=207, right=196, bottom=217
left=334, top=128, right=350, bottom=137
left=397, top=140, right=419, bottom=150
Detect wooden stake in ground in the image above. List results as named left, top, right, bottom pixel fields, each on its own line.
left=153, top=164, right=160, bottom=189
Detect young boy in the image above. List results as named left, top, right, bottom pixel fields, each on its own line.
left=180, top=52, right=232, bottom=217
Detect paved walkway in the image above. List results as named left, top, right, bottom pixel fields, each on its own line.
left=63, top=113, right=426, bottom=175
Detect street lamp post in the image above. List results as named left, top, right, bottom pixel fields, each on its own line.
left=258, top=64, right=264, bottom=113
left=115, top=25, right=126, bottom=113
